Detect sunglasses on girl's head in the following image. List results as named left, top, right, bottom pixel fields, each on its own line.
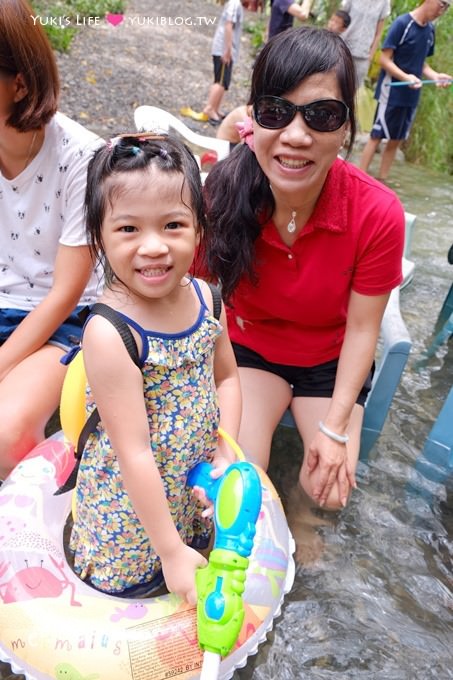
left=253, top=96, right=349, bottom=132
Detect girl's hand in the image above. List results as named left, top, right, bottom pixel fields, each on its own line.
left=161, top=543, right=207, bottom=605
left=192, top=448, right=232, bottom=518
left=306, top=432, right=355, bottom=508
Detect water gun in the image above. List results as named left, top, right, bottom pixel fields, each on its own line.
left=386, top=78, right=453, bottom=87
left=187, top=454, right=262, bottom=679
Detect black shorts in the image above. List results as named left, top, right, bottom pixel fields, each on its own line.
left=232, top=343, right=374, bottom=406
left=213, top=55, right=233, bottom=90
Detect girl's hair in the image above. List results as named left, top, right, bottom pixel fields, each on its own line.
left=0, top=0, right=59, bottom=131
left=85, top=134, right=206, bottom=280
left=204, top=26, right=357, bottom=301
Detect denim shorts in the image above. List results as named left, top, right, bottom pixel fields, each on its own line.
left=232, top=342, right=374, bottom=406
left=0, top=306, right=86, bottom=351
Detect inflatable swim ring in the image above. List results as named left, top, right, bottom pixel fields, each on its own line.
left=0, top=433, right=295, bottom=680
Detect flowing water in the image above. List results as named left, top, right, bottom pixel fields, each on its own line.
left=1, top=154, right=451, bottom=680
left=236, top=152, right=453, bottom=679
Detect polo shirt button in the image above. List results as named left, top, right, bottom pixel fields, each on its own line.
left=288, top=253, right=293, bottom=259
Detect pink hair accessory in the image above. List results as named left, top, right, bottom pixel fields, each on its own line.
left=235, top=116, right=255, bottom=152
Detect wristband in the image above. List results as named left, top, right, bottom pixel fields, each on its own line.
left=318, top=421, right=349, bottom=444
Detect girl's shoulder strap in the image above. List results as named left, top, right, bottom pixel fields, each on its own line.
left=54, top=303, right=141, bottom=496
left=206, top=282, right=222, bottom=321
left=191, top=278, right=222, bottom=321
left=90, top=303, right=141, bottom=367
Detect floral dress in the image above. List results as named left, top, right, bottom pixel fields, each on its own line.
left=69, top=279, right=221, bottom=594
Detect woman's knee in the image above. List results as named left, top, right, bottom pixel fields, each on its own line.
left=0, top=413, right=42, bottom=478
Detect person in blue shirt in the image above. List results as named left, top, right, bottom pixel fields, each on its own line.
left=268, top=0, right=313, bottom=39
left=360, top=0, right=452, bottom=181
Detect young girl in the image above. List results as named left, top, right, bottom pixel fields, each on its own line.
left=69, top=134, right=241, bottom=604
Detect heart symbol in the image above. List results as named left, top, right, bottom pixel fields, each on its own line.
left=106, top=13, right=124, bottom=26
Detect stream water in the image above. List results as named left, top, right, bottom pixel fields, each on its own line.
left=236, top=152, right=453, bottom=679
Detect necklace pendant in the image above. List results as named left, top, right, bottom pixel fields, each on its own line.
left=287, top=211, right=297, bottom=234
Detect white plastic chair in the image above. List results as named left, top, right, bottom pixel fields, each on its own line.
left=134, top=105, right=230, bottom=162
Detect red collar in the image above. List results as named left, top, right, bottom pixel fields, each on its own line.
left=262, top=157, right=349, bottom=243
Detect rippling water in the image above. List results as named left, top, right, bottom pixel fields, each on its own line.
left=236, top=154, right=453, bottom=679
left=1, top=155, right=451, bottom=680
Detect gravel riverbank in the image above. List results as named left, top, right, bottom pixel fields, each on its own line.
left=55, top=0, right=257, bottom=140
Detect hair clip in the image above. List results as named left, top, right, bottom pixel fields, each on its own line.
left=107, top=132, right=167, bottom=150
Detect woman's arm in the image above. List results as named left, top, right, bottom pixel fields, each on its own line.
left=83, top=316, right=206, bottom=604
left=306, top=291, right=389, bottom=506
left=0, top=244, right=93, bottom=381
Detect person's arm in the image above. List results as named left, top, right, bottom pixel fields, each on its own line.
left=306, top=291, right=389, bottom=507
left=422, top=63, right=453, bottom=87
left=222, top=20, right=234, bottom=64
left=191, top=283, right=241, bottom=515
left=380, top=48, right=422, bottom=87
left=0, top=243, right=93, bottom=381
left=369, top=18, right=385, bottom=61
left=212, top=301, right=242, bottom=471
left=287, top=0, right=312, bottom=22
left=83, top=316, right=206, bottom=605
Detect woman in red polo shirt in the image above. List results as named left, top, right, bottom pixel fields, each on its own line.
left=201, top=26, right=405, bottom=515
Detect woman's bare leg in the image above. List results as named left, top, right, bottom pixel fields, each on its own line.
left=236, top=367, right=292, bottom=470
left=0, top=345, right=66, bottom=478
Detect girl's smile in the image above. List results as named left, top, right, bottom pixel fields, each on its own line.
left=102, top=167, right=198, bottom=304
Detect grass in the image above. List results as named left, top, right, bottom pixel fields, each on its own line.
left=31, top=0, right=126, bottom=51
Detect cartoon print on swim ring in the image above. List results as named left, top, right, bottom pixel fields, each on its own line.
left=0, top=354, right=295, bottom=680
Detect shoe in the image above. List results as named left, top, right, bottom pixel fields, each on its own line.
left=208, top=118, right=221, bottom=126
left=179, top=106, right=209, bottom=122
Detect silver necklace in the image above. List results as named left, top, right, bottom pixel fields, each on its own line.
left=287, top=210, right=297, bottom=234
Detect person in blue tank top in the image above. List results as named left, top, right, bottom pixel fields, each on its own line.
left=68, top=133, right=241, bottom=601
left=360, top=0, right=452, bottom=181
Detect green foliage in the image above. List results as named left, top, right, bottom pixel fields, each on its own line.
left=315, top=0, right=453, bottom=173
left=387, top=0, right=453, bottom=174
left=243, top=17, right=267, bottom=54
left=31, top=0, right=125, bottom=52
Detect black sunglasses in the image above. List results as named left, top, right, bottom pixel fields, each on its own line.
left=254, top=96, right=349, bottom=133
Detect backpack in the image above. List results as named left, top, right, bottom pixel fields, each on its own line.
left=56, top=282, right=222, bottom=495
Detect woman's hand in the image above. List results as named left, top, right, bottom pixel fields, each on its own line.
left=306, top=431, right=355, bottom=508
left=161, top=543, right=207, bottom=605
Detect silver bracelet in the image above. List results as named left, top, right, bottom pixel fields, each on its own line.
left=318, top=421, right=349, bottom=444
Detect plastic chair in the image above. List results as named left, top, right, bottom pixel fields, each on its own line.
left=401, top=212, right=416, bottom=289
left=415, top=385, right=453, bottom=484
left=134, top=105, right=230, bottom=162
left=280, top=286, right=412, bottom=461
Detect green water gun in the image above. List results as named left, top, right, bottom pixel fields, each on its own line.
left=187, top=447, right=262, bottom=678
